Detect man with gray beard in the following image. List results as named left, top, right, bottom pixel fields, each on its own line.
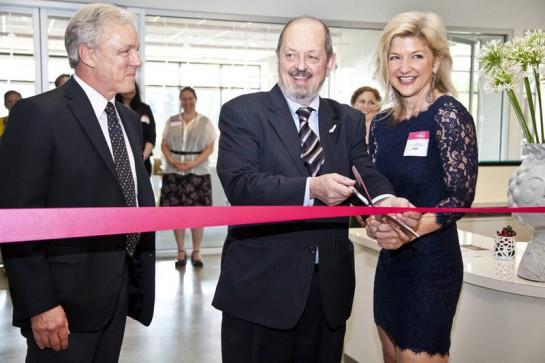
left=214, top=16, right=420, bottom=363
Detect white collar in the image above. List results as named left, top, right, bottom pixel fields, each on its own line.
left=283, top=92, right=320, bottom=117
left=73, top=73, right=116, bottom=120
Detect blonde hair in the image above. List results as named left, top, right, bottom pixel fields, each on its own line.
left=375, top=11, right=456, bottom=121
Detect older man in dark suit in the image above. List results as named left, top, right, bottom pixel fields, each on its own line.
left=214, top=16, right=420, bottom=363
left=0, top=4, right=155, bottom=362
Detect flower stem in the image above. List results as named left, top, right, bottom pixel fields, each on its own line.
left=523, top=76, right=540, bottom=143
left=506, top=89, right=534, bottom=143
left=534, top=69, right=544, bottom=143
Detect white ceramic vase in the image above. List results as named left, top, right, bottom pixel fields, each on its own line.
left=507, top=143, right=545, bottom=282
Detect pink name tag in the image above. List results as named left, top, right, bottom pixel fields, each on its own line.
left=403, top=131, right=429, bottom=157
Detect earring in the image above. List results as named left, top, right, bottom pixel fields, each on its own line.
left=426, top=72, right=437, bottom=103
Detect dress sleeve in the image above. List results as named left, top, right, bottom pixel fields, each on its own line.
left=204, top=116, right=217, bottom=145
left=144, top=104, right=156, bottom=146
left=162, top=118, right=170, bottom=140
left=434, top=99, right=479, bottom=226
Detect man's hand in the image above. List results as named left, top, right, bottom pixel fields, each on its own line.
left=30, top=305, right=70, bottom=351
left=309, top=173, right=355, bottom=206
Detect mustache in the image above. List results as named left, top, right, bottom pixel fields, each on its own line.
left=288, top=68, right=313, bottom=78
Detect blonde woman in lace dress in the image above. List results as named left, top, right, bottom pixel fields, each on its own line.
left=365, top=11, right=478, bottom=363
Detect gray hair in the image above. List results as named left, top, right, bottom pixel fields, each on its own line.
left=65, top=3, right=135, bottom=69
left=276, top=16, right=333, bottom=59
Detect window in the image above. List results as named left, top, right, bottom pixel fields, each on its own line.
left=0, top=8, right=37, bottom=116
left=45, top=14, right=71, bottom=90
left=448, top=33, right=508, bottom=161
left=0, top=4, right=513, bottom=162
left=143, top=16, right=280, bottom=164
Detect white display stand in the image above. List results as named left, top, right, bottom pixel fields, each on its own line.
left=345, top=228, right=545, bottom=363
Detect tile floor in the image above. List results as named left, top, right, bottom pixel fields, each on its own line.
left=0, top=255, right=224, bottom=363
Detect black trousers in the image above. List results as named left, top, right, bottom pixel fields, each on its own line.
left=221, top=268, right=346, bottom=363
left=22, top=258, right=129, bottom=363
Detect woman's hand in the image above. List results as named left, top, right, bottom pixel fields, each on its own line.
left=176, top=161, right=196, bottom=172
left=366, top=215, right=415, bottom=250
left=172, top=161, right=186, bottom=171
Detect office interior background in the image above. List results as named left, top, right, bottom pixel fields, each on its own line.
left=0, top=0, right=544, bottom=362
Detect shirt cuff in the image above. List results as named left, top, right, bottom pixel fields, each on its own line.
left=372, top=194, right=396, bottom=205
left=304, top=177, right=315, bottom=206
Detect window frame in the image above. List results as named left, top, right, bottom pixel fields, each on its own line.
left=0, top=0, right=515, bottom=163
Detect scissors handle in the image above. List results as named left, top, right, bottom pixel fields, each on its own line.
left=351, top=165, right=374, bottom=205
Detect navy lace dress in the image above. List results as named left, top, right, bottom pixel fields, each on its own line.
left=369, top=95, right=478, bottom=355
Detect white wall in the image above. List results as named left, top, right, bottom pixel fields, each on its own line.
left=65, top=0, right=545, bottom=36
left=474, top=165, right=519, bottom=206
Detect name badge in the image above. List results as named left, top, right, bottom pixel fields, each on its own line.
left=141, top=115, right=150, bottom=124
left=170, top=121, right=182, bottom=127
left=403, top=131, right=429, bottom=157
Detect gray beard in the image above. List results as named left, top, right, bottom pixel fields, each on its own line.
left=278, top=80, right=321, bottom=106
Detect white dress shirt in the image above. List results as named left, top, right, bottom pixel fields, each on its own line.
left=73, top=74, right=139, bottom=200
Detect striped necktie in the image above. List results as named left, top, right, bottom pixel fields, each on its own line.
left=297, top=106, right=324, bottom=176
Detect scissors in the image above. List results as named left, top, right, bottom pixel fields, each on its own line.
left=351, top=165, right=420, bottom=238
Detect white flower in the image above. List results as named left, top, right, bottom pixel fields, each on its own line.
left=480, top=31, right=545, bottom=143
left=480, top=40, right=507, bottom=74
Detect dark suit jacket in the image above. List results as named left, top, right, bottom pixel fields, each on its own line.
left=213, top=84, right=394, bottom=330
left=0, top=77, right=155, bottom=331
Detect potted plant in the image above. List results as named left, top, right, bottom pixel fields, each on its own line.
left=494, top=225, right=517, bottom=260
left=480, top=31, right=544, bottom=144
left=481, top=31, right=545, bottom=281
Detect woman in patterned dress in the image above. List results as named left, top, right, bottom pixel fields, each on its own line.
left=160, top=87, right=216, bottom=267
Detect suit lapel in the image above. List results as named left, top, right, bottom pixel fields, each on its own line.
left=266, top=85, right=308, bottom=176
left=116, top=101, right=141, bottom=167
left=64, top=78, right=118, bottom=182
left=317, top=98, right=339, bottom=175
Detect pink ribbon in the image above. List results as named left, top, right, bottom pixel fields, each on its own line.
left=0, top=205, right=544, bottom=244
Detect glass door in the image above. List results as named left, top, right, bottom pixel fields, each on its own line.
left=0, top=6, right=39, bottom=115
left=39, top=9, right=73, bottom=91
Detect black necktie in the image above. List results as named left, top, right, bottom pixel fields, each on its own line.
left=105, top=102, right=139, bottom=256
left=297, top=107, right=324, bottom=176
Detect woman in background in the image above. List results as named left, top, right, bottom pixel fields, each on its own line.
left=351, top=86, right=382, bottom=145
left=366, top=11, right=478, bottom=363
left=160, top=87, right=216, bottom=268
left=116, top=83, right=156, bottom=176
left=54, top=73, right=71, bottom=88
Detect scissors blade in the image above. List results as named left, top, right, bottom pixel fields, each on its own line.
left=351, top=165, right=364, bottom=188
left=351, top=166, right=420, bottom=238
left=383, top=215, right=421, bottom=238
left=352, top=187, right=370, bottom=206
left=351, top=165, right=374, bottom=206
